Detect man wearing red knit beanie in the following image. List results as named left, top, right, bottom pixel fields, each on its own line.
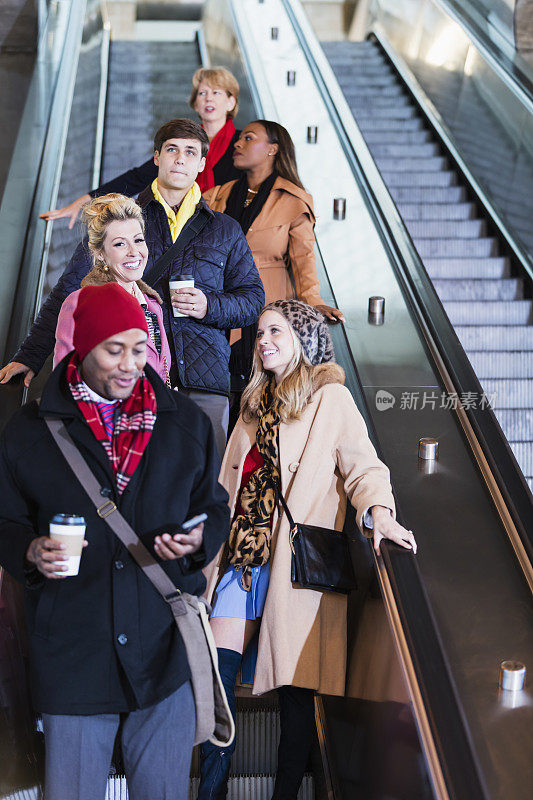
left=0, top=282, right=230, bottom=800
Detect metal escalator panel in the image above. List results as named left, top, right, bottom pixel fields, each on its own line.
left=322, top=38, right=533, bottom=490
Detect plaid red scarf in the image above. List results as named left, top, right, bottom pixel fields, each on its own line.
left=66, top=353, right=157, bottom=494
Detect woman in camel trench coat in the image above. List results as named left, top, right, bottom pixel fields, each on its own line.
left=199, top=300, right=417, bottom=800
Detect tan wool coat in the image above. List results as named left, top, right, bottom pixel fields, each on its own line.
left=204, top=176, right=325, bottom=306
left=204, top=366, right=396, bottom=697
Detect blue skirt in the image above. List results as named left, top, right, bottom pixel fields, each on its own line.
left=210, top=562, right=271, bottom=685
left=211, top=562, right=270, bottom=621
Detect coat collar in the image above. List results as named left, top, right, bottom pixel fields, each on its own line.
left=210, top=176, right=315, bottom=226
left=138, top=184, right=215, bottom=218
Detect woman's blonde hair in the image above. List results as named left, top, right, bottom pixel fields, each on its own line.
left=241, top=320, right=318, bottom=423
left=79, top=194, right=161, bottom=302
left=189, top=67, right=240, bottom=119
left=81, top=193, right=145, bottom=264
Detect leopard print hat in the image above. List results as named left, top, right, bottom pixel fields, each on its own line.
left=263, top=299, right=335, bottom=365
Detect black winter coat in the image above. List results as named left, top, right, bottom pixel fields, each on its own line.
left=14, top=194, right=264, bottom=397
left=90, top=132, right=241, bottom=199
left=0, top=360, right=230, bottom=714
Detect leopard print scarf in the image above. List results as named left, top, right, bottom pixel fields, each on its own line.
left=228, top=380, right=280, bottom=591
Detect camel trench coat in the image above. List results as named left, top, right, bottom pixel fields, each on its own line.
left=204, top=373, right=396, bottom=697
left=204, top=176, right=325, bottom=307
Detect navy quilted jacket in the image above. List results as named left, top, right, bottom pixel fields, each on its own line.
left=14, top=192, right=264, bottom=396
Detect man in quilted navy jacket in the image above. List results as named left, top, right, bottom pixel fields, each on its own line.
left=0, top=119, right=264, bottom=454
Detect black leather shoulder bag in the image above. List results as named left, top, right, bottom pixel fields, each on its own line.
left=276, top=485, right=357, bottom=594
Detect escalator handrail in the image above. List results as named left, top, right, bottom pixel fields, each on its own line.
left=0, top=1, right=88, bottom=429
left=434, top=0, right=533, bottom=106
left=282, top=0, right=533, bottom=575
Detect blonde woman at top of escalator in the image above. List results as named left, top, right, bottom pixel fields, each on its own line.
left=198, top=299, right=417, bottom=800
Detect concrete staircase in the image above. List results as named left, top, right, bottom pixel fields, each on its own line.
left=322, top=39, right=533, bottom=490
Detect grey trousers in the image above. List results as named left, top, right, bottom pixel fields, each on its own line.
left=42, top=680, right=195, bottom=800
left=183, top=389, right=229, bottom=459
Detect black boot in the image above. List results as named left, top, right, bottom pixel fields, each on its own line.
left=272, top=686, right=317, bottom=800
left=197, top=648, right=241, bottom=800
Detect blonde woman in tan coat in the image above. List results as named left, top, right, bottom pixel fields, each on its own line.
left=199, top=300, right=417, bottom=800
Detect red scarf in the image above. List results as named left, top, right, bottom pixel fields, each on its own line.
left=197, top=118, right=236, bottom=192
left=66, top=354, right=157, bottom=494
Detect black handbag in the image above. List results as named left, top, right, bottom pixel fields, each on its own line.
left=276, top=486, right=357, bottom=594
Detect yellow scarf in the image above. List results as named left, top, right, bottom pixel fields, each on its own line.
left=151, top=179, right=201, bottom=243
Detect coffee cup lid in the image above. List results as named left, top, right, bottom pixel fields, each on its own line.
left=171, top=274, right=194, bottom=281
left=50, top=514, right=85, bottom=525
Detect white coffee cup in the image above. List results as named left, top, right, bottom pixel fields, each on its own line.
left=169, top=275, right=195, bottom=318
left=49, top=514, right=86, bottom=576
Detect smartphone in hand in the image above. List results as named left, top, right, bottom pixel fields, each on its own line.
left=181, top=513, right=207, bottom=533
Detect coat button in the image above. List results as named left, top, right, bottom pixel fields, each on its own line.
left=117, top=633, right=128, bottom=645
left=232, top=464, right=239, bottom=469
left=179, top=359, right=184, bottom=365
left=288, top=462, right=300, bottom=473
left=115, top=560, right=124, bottom=570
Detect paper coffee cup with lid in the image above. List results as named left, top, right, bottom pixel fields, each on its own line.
left=49, top=514, right=86, bottom=576
left=169, top=274, right=195, bottom=318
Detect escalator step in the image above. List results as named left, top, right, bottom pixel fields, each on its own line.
left=495, top=409, right=533, bottom=441
left=389, top=186, right=465, bottom=202
left=479, top=379, right=533, bottom=409
left=425, top=257, right=510, bottom=278
left=444, top=300, right=533, bottom=325
left=103, top=774, right=315, bottom=800
left=398, top=202, right=475, bottom=220
left=383, top=170, right=458, bottom=187
left=376, top=156, right=448, bottom=172
left=455, top=325, right=533, bottom=350
left=356, top=116, right=424, bottom=131
left=363, top=129, right=432, bottom=144
left=414, top=237, right=498, bottom=256
left=407, top=219, right=485, bottom=237
left=432, top=277, right=523, bottom=301
left=468, top=351, right=533, bottom=378
left=371, top=142, right=439, bottom=157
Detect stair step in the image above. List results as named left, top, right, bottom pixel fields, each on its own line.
left=432, top=278, right=523, bottom=301
left=481, top=379, right=533, bottom=409
left=353, top=105, right=417, bottom=119
left=508, top=441, right=533, bottom=477
left=398, top=202, right=475, bottom=220
left=191, top=775, right=315, bottom=800
left=376, top=156, right=448, bottom=172
left=455, top=325, right=533, bottom=350
left=468, top=350, right=533, bottom=378
left=389, top=186, right=466, bottom=202
left=363, top=129, right=431, bottom=144
left=341, top=84, right=405, bottom=98
left=407, top=219, right=486, bottom=238
left=356, top=117, right=424, bottom=131
left=104, top=775, right=315, bottom=800
left=444, top=300, right=533, bottom=325
left=333, top=73, right=398, bottom=87
left=494, top=409, right=533, bottom=442
left=371, top=142, right=439, bottom=158
left=425, top=257, right=511, bottom=278
left=415, top=237, right=498, bottom=257
left=384, top=170, right=458, bottom=187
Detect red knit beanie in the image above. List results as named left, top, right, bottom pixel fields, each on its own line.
left=73, top=283, right=148, bottom=362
